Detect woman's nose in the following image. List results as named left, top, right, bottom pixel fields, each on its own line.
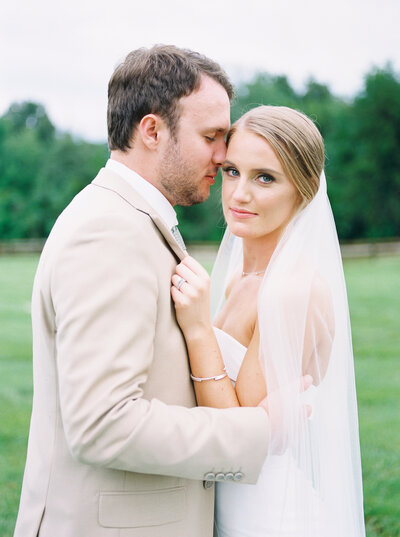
left=232, top=179, right=251, bottom=202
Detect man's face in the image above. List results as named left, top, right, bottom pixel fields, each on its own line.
left=159, top=75, right=230, bottom=206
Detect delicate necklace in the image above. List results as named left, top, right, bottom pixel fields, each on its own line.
left=242, top=270, right=265, bottom=277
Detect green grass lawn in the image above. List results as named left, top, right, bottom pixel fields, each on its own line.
left=0, top=254, right=399, bottom=536
left=344, top=257, right=400, bottom=536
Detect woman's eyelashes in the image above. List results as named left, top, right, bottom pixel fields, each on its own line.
left=222, top=166, right=239, bottom=177
left=256, top=173, right=275, bottom=185
left=222, top=167, right=275, bottom=185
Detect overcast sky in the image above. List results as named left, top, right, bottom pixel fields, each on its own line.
left=1, top=0, right=398, bottom=142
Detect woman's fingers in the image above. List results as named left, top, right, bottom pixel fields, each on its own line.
left=170, top=257, right=211, bottom=335
left=175, top=262, right=197, bottom=285
left=174, top=258, right=210, bottom=291
left=301, top=374, right=313, bottom=391
left=171, top=274, right=188, bottom=293
left=171, top=283, right=184, bottom=304
left=181, top=255, right=210, bottom=278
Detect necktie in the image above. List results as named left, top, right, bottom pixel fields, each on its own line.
left=171, top=225, right=186, bottom=251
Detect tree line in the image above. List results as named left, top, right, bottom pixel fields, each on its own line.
left=1, top=65, right=399, bottom=242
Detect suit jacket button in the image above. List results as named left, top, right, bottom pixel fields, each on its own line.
left=215, top=473, right=225, bottom=480
left=203, top=480, right=214, bottom=489
left=233, top=472, right=244, bottom=481
left=225, top=472, right=234, bottom=481
left=204, top=472, right=215, bottom=480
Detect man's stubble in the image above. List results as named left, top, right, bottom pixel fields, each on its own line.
left=159, top=138, right=208, bottom=207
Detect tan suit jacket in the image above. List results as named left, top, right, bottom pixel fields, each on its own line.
left=14, top=168, right=269, bottom=537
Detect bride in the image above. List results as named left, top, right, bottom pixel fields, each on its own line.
left=171, top=106, right=366, bottom=536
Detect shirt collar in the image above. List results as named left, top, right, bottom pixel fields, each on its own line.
left=105, top=159, right=178, bottom=229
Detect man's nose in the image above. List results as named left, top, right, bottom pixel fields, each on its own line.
left=212, top=139, right=227, bottom=167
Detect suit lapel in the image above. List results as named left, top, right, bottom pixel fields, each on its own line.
left=92, top=168, right=186, bottom=261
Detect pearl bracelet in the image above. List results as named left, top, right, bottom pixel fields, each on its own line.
left=190, top=368, right=227, bottom=382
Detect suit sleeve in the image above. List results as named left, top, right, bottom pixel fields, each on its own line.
left=51, top=211, right=269, bottom=483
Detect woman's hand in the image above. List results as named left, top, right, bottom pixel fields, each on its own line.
left=171, top=256, right=212, bottom=338
left=258, top=375, right=313, bottom=453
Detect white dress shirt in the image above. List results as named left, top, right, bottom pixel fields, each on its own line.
left=105, top=159, right=178, bottom=229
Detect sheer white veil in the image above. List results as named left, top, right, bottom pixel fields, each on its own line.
left=211, top=171, right=365, bottom=536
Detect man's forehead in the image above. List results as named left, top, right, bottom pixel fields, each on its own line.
left=180, top=102, right=230, bottom=132
left=179, top=78, right=230, bottom=127
left=196, top=117, right=230, bottom=134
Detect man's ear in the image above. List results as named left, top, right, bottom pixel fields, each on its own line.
left=138, top=114, right=166, bottom=149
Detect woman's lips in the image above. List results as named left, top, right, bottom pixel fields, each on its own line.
left=230, top=207, right=257, bottom=219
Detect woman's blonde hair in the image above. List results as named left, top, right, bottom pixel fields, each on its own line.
left=227, top=106, right=325, bottom=203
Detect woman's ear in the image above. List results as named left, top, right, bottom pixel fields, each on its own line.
left=138, top=114, right=166, bottom=150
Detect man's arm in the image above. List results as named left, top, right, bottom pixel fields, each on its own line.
left=51, top=211, right=269, bottom=483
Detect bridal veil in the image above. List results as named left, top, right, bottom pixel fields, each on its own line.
left=211, top=171, right=366, bottom=536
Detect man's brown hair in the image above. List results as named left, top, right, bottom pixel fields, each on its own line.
left=107, top=45, right=234, bottom=152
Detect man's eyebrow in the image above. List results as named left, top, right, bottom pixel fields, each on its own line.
left=205, top=127, right=229, bottom=133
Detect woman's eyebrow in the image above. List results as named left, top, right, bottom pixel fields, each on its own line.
left=222, top=161, right=284, bottom=177
left=251, top=167, right=284, bottom=176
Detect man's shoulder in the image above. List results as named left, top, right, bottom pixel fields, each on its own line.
left=41, top=182, right=154, bottom=258
left=39, top=167, right=178, bottom=270
left=61, top=174, right=151, bottom=227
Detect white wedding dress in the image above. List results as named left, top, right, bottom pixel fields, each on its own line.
left=213, top=327, right=326, bottom=537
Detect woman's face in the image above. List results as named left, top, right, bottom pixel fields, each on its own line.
left=222, top=129, right=301, bottom=243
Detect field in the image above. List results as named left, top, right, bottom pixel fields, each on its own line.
left=0, top=254, right=399, bottom=536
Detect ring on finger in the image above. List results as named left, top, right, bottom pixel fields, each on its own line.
left=176, top=277, right=186, bottom=290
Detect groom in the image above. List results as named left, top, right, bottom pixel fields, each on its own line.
left=14, top=45, right=269, bottom=537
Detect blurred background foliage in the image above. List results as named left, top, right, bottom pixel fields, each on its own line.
left=1, top=64, right=399, bottom=242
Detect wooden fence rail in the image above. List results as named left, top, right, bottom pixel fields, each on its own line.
left=1, top=238, right=400, bottom=263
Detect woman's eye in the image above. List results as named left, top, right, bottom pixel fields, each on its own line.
left=222, top=167, right=239, bottom=177
left=205, top=136, right=216, bottom=142
left=257, top=174, right=274, bottom=185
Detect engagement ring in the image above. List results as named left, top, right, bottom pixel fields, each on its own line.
left=176, top=277, right=186, bottom=290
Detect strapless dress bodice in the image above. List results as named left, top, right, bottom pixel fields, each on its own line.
left=213, top=326, right=246, bottom=383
